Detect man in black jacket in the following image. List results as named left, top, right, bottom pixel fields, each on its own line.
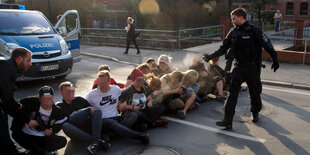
left=203, top=8, right=279, bottom=129
left=11, top=86, right=67, bottom=155
left=0, top=47, right=32, bottom=155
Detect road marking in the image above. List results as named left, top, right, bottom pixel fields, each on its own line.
left=162, top=116, right=266, bottom=143
left=263, top=87, right=310, bottom=96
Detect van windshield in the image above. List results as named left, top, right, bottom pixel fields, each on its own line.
left=0, top=11, right=55, bottom=35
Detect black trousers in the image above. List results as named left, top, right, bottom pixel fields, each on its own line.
left=125, top=37, right=140, bottom=53
left=0, top=112, right=17, bottom=155
left=12, top=130, right=67, bottom=155
left=224, top=66, right=262, bottom=122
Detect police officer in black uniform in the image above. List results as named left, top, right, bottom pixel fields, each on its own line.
left=203, top=8, right=279, bottom=129
left=0, top=47, right=32, bottom=154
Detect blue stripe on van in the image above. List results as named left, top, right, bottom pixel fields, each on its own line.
left=66, top=39, right=80, bottom=51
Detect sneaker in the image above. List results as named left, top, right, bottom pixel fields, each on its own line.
left=216, top=120, right=232, bottom=129
left=98, top=139, right=111, bottom=151
left=189, top=102, right=200, bottom=110
left=123, top=51, right=128, bottom=54
left=252, top=113, right=259, bottom=123
left=152, top=119, right=168, bottom=128
left=87, top=144, right=99, bottom=155
left=215, top=96, right=227, bottom=103
left=139, top=134, right=150, bottom=144
left=177, top=110, right=186, bottom=118
left=136, top=51, right=140, bottom=54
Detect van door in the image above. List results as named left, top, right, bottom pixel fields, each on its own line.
left=55, top=10, right=81, bottom=63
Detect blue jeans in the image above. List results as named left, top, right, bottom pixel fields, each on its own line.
left=275, top=21, right=280, bottom=32
left=102, top=116, right=143, bottom=140
left=62, top=108, right=102, bottom=144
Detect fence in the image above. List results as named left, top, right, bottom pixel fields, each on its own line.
left=80, top=25, right=223, bottom=50
left=266, top=27, right=309, bottom=64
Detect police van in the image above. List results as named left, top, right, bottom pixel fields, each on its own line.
left=0, top=7, right=81, bottom=81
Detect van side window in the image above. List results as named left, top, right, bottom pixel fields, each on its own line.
left=58, top=14, right=78, bottom=35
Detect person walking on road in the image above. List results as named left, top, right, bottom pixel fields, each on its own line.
left=124, top=17, right=141, bottom=54
left=274, top=10, right=283, bottom=32
left=202, top=8, right=279, bottom=129
left=0, top=47, right=32, bottom=155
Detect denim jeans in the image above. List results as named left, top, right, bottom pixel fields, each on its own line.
left=62, top=108, right=102, bottom=144
left=102, top=116, right=143, bottom=140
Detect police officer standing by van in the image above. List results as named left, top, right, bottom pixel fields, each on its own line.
left=0, top=47, right=32, bottom=154
left=203, top=8, right=279, bottom=129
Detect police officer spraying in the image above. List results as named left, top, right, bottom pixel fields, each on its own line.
left=202, top=8, right=279, bottom=129
left=0, top=47, right=32, bottom=154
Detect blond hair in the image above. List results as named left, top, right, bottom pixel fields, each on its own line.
left=182, top=69, right=199, bottom=88
left=170, top=70, right=183, bottom=84
left=137, top=63, right=151, bottom=74
left=59, top=81, right=73, bottom=92
left=127, top=17, right=134, bottom=23
left=146, top=73, right=161, bottom=91
left=98, top=65, right=110, bottom=72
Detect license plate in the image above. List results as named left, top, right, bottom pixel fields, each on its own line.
left=40, top=64, right=59, bottom=71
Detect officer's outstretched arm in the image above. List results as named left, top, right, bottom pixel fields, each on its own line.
left=203, top=33, right=232, bottom=62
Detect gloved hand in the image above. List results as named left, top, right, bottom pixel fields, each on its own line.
left=202, top=54, right=212, bottom=62
left=271, top=59, right=279, bottom=72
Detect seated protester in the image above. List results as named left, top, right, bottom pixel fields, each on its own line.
left=156, top=54, right=176, bottom=78
left=11, top=86, right=67, bottom=155
left=86, top=70, right=150, bottom=145
left=57, top=81, right=110, bottom=155
left=181, top=69, right=200, bottom=108
left=207, top=57, right=229, bottom=90
left=160, top=71, right=186, bottom=116
left=189, top=57, right=226, bottom=103
left=125, top=63, right=152, bottom=87
left=145, top=73, right=168, bottom=126
left=146, top=58, right=160, bottom=77
left=92, top=65, right=125, bottom=89
left=120, top=69, right=167, bottom=130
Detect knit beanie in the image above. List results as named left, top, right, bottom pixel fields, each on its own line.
left=130, top=68, right=143, bottom=81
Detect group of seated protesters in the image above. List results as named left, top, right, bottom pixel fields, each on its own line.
left=11, top=54, right=234, bottom=155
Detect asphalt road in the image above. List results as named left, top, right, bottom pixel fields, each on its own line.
left=12, top=55, right=310, bottom=155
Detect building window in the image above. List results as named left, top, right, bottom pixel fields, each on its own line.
left=286, top=2, right=294, bottom=15
left=103, top=3, right=109, bottom=10
left=300, top=2, right=308, bottom=15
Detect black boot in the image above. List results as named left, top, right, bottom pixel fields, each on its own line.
left=216, top=120, right=232, bottom=129
left=252, top=113, right=259, bottom=123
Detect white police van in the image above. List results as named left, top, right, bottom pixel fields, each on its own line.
left=0, top=8, right=81, bottom=81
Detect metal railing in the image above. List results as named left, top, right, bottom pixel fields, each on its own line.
left=81, top=25, right=223, bottom=50
left=177, top=25, right=223, bottom=49
left=267, top=28, right=309, bottom=64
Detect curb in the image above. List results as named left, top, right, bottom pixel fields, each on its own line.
left=81, top=52, right=139, bottom=66
left=81, top=52, right=310, bottom=91
left=261, top=80, right=310, bottom=90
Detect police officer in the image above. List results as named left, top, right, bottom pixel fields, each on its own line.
left=202, top=8, right=279, bottom=129
left=0, top=47, right=32, bottom=154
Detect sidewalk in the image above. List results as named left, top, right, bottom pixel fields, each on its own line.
left=80, top=42, right=310, bottom=90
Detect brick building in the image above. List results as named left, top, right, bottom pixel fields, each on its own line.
left=234, top=0, right=310, bottom=24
